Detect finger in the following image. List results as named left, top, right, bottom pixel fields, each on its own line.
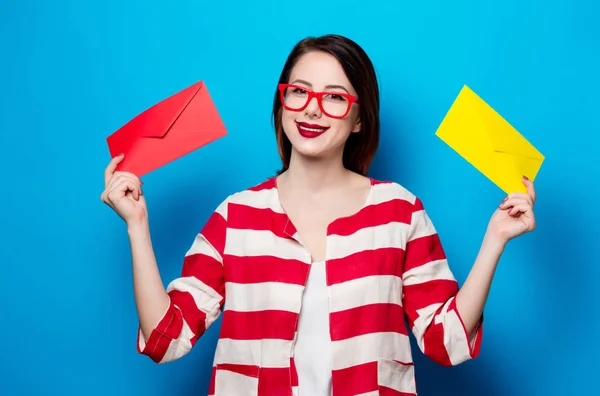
left=504, top=192, right=533, bottom=208
left=104, top=153, right=125, bottom=187
left=100, top=190, right=114, bottom=205
left=115, top=179, right=142, bottom=201
left=508, top=202, right=532, bottom=217
left=107, top=173, right=141, bottom=192
left=122, top=183, right=139, bottom=201
left=107, top=180, right=139, bottom=202
left=499, top=196, right=530, bottom=210
left=106, top=172, right=142, bottom=192
left=114, top=171, right=142, bottom=186
left=522, top=175, right=536, bottom=203
left=131, top=185, right=142, bottom=200
left=131, top=185, right=140, bottom=200
left=507, top=192, right=531, bottom=202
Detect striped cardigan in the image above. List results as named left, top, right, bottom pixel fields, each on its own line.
left=137, top=177, right=483, bottom=395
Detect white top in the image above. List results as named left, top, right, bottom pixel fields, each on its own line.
left=294, top=260, right=333, bottom=395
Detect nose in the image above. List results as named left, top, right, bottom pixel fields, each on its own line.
left=304, top=96, right=322, bottom=118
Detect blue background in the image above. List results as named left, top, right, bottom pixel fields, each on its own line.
left=1, top=0, right=598, bottom=395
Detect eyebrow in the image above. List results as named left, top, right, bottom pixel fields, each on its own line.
left=290, top=79, right=350, bottom=94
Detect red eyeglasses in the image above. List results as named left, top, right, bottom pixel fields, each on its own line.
left=278, top=83, right=359, bottom=119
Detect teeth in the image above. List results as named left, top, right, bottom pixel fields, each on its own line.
left=301, top=126, right=327, bottom=132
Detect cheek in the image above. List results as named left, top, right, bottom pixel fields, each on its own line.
left=283, top=110, right=295, bottom=123
left=281, top=111, right=296, bottom=132
left=331, top=118, right=356, bottom=136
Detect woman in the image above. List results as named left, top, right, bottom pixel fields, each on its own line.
left=101, top=34, right=537, bottom=396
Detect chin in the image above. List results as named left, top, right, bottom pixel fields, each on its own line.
left=288, top=136, right=328, bottom=158
left=287, top=133, right=346, bottom=162
left=294, top=146, right=327, bottom=159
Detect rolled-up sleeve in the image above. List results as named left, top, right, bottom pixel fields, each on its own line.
left=401, top=197, right=483, bottom=366
left=138, top=199, right=228, bottom=364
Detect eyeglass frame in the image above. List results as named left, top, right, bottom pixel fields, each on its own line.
left=277, top=83, right=359, bottom=119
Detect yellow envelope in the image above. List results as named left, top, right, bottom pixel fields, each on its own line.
left=435, top=85, right=545, bottom=194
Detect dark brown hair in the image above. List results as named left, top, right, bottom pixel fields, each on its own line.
left=272, top=34, right=380, bottom=176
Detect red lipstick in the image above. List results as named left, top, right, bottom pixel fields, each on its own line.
left=296, top=121, right=330, bottom=139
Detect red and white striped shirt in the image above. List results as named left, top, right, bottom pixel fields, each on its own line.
left=137, top=177, right=483, bottom=396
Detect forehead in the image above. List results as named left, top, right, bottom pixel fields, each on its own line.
left=289, top=51, right=355, bottom=93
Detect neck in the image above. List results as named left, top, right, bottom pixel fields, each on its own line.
left=280, top=149, right=349, bottom=192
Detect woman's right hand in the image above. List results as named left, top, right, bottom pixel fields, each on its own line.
left=101, top=154, right=147, bottom=225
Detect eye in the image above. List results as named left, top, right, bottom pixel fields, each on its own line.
left=291, top=87, right=308, bottom=95
left=326, top=93, right=347, bottom=102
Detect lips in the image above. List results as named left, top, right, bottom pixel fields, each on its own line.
left=296, top=121, right=329, bottom=139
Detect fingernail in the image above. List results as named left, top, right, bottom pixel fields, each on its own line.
left=498, top=197, right=507, bottom=208
left=117, top=153, right=124, bottom=157
left=522, top=175, right=529, bottom=181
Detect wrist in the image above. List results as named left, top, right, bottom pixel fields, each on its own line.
left=482, top=231, right=508, bottom=255
left=127, top=218, right=150, bottom=238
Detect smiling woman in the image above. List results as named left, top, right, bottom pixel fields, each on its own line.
left=100, top=34, right=538, bottom=396
left=273, top=36, right=380, bottom=176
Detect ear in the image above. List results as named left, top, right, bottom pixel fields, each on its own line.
left=351, top=116, right=361, bottom=133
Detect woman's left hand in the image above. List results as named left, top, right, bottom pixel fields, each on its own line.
left=487, top=175, right=537, bottom=244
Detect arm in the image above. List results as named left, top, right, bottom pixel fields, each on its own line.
left=455, top=234, right=504, bottom=336
left=401, top=198, right=483, bottom=367
left=456, top=177, right=537, bottom=337
left=128, top=221, right=170, bottom=341
left=132, top=199, right=228, bottom=364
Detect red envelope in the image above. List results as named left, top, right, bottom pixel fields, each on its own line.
left=106, top=80, right=228, bottom=177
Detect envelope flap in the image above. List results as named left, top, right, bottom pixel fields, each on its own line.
left=137, top=81, right=205, bottom=138
left=484, top=109, right=545, bottom=161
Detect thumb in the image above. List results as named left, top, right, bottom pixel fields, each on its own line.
left=104, top=153, right=125, bottom=186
